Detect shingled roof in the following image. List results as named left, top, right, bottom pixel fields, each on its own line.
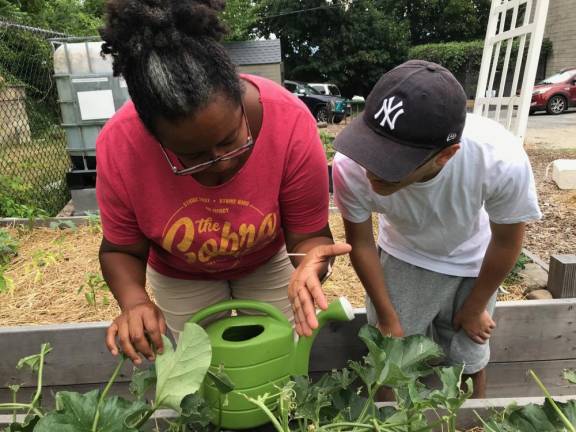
left=224, top=39, right=281, bottom=66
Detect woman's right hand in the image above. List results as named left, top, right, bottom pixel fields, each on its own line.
left=105, top=299, right=167, bottom=365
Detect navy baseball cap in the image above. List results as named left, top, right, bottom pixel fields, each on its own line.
left=334, top=60, right=467, bottom=182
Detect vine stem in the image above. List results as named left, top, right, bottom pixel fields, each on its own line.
left=530, top=369, right=576, bottom=432
left=26, top=343, right=50, bottom=418
left=0, top=403, right=43, bottom=418
left=91, top=356, right=126, bottom=432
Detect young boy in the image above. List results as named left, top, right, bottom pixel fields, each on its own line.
left=332, top=60, right=541, bottom=397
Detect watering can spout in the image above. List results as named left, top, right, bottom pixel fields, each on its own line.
left=293, top=297, right=355, bottom=376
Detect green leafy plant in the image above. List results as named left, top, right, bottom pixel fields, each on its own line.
left=0, top=229, right=18, bottom=266
left=503, top=252, right=531, bottom=286
left=86, top=212, right=103, bottom=234
left=78, top=272, right=110, bottom=306
left=0, top=229, right=18, bottom=294
left=478, top=370, right=576, bottom=432
left=0, top=175, right=49, bottom=219
left=0, top=322, right=219, bottom=432
left=320, top=131, right=336, bottom=162
left=24, top=250, right=59, bottom=283
left=245, top=326, right=472, bottom=432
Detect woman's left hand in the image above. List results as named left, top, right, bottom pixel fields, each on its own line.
left=288, top=243, right=351, bottom=336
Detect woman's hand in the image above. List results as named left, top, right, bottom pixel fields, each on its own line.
left=106, top=299, right=167, bottom=365
left=288, top=243, right=351, bottom=336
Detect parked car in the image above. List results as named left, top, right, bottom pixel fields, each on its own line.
left=308, top=82, right=343, bottom=97
left=531, top=68, right=576, bottom=115
left=283, top=80, right=348, bottom=123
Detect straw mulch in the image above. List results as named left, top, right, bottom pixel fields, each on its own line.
left=0, top=213, right=524, bottom=327
left=1, top=223, right=120, bottom=326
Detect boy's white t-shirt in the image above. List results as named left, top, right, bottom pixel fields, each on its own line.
left=333, top=114, right=542, bottom=277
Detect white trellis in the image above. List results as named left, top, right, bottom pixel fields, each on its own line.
left=474, top=0, right=549, bottom=141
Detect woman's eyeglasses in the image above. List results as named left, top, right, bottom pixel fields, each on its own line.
left=159, top=104, right=254, bottom=176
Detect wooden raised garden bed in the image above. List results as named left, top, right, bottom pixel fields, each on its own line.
left=1, top=298, right=575, bottom=429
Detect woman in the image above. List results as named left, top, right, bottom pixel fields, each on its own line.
left=96, top=0, right=350, bottom=365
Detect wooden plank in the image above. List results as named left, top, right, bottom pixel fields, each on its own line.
left=2, top=300, right=576, bottom=389
left=490, top=299, right=576, bottom=362
left=487, top=358, right=576, bottom=397
left=0, top=216, right=92, bottom=228
left=548, top=255, right=576, bottom=298
left=0, top=322, right=155, bottom=388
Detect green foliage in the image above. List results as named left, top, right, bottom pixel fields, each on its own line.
left=408, top=39, right=484, bottom=72
left=2, top=324, right=576, bottom=431
left=256, top=0, right=410, bottom=97
left=408, top=37, right=553, bottom=76
left=393, top=0, right=491, bottom=45
left=0, top=229, right=18, bottom=293
left=0, top=324, right=216, bottom=432
left=565, top=370, right=576, bottom=385
left=220, top=0, right=258, bottom=41
left=35, top=390, right=147, bottom=432
left=503, top=252, right=531, bottom=286
left=0, top=229, right=18, bottom=266
left=155, top=322, right=212, bottom=412
left=319, top=130, right=335, bottom=162
left=77, top=272, right=109, bottom=306
left=0, top=176, right=49, bottom=219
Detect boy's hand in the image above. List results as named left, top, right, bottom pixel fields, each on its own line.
left=377, top=320, right=404, bottom=338
left=289, top=243, right=351, bottom=337
left=453, top=306, right=496, bottom=344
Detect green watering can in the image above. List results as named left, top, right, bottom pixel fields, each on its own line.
left=188, top=297, right=354, bottom=430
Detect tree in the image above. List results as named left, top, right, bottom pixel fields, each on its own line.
left=256, top=0, right=410, bottom=97
left=220, top=0, right=258, bottom=41
left=394, top=0, right=491, bottom=45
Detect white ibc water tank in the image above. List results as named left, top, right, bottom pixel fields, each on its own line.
left=53, top=41, right=113, bottom=75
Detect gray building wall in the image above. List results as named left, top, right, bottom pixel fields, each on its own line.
left=544, top=0, right=576, bottom=77
left=237, top=63, right=282, bottom=84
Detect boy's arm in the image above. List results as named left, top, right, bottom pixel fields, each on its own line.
left=343, top=217, right=403, bottom=337
left=454, top=221, right=525, bottom=344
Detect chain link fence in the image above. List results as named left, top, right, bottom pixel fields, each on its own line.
left=0, top=20, right=71, bottom=217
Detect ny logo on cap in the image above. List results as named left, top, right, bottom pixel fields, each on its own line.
left=374, top=96, right=404, bottom=130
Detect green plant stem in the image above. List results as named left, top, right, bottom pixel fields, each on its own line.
left=353, top=384, right=378, bottom=430
left=92, top=356, right=126, bottom=432
left=318, top=421, right=373, bottom=430
left=0, top=403, right=43, bottom=417
left=242, top=395, right=285, bottom=432
left=11, top=387, right=17, bottom=424
left=25, top=343, right=49, bottom=418
left=130, top=406, right=157, bottom=430
left=530, top=369, right=576, bottom=432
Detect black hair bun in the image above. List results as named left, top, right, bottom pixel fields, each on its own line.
left=101, top=0, right=227, bottom=65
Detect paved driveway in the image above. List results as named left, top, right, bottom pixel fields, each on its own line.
left=525, top=108, right=576, bottom=149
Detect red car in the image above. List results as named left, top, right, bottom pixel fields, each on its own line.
left=531, top=68, right=576, bottom=115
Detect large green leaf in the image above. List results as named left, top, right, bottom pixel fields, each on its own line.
left=358, top=325, right=443, bottom=387
left=155, top=322, right=212, bottom=412
left=485, top=400, right=576, bottom=432
left=34, top=390, right=147, bottom=432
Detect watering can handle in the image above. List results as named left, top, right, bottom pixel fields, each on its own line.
left=187, top=299, right=290, bottom=326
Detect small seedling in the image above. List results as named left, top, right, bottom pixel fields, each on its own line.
left=86, top=212, right=102, bottom=235
left=0, top=229, right=18, bottom=266
left=49, top=220, right=77, bottom=231
left=78, top=272, right=110, bottom=306
left=25, top=250, right=59, bottom=284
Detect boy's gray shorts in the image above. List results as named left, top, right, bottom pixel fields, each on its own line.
left=366, top=250, right=497, bottom=375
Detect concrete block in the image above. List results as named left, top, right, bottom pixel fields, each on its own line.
left=552, top=159, right=576, bottom=190
left=70, top=188, right=98, bottom=215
